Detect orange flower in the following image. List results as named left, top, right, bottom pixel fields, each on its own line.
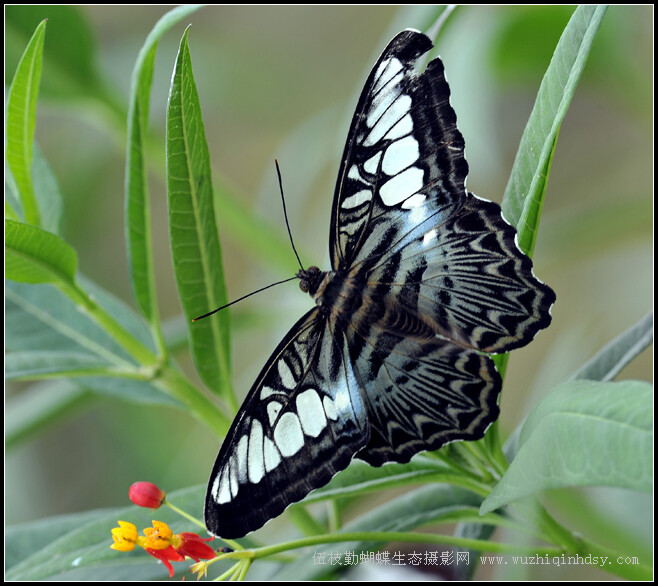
left=110, top=520, right=216, bottom=578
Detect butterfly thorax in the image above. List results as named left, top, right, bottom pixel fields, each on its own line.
left=297, top=266, right=365, bottom=318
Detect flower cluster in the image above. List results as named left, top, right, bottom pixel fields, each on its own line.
left=110, top=482, right=216, bottom=578
left=111, top=520, right=216, bottom=578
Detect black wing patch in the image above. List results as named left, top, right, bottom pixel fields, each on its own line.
left=204, top=310, right=369, bottom=539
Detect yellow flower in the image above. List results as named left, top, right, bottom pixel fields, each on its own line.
left=142, top=520, right=174, bottom=550
left=110, top=521, right=139, bottom=552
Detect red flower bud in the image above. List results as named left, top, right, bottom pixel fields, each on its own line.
left=129, top=481, right=166, bottom=509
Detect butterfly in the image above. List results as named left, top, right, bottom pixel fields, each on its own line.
left=204, top=29, right=555, bottom=539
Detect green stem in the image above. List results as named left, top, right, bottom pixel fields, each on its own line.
left=578, top=536, right=652, bottom=581
left=226, top=531, right=563, bottom=561
left=287, top=505, right=327, bottom=536
left=155, top=366, right=232, bottom=438
left=60, top=281, right=157, bottom=366
left=58, top=279, right=232, bottom=438
left=11, top=366, right=158, bottom=382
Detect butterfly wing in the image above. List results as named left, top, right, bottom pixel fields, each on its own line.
left=330, top=29, right=468, bottom=271
left=363, top=192, right=556, bottom=354
left=204, top=309, right=369, bottom=538
left=328, top=30, right=555, bottom=462
left=346, top=323, right=501, bottom=466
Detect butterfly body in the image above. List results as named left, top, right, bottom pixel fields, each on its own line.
left=204, top=29, right=555, bottom=539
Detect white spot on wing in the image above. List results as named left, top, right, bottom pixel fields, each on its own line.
left=402, top=192, right=426, bottom=209
left=273, top=412, right=304, bottom=457
left=260, top=386, right=279, bottom=400
left=365, top=94, right=412, bottom=147
left=423, top=228, right=438, bottom=246
left=215, top=467, right=231, bottom=504
left=341, top=189, right=371, bottom=210
left=385, top=113, right=413, bottom=141
left=296, top=389, right=327, bottom=438
left=235, top=434, right=249, bottom=483
left=267, top=401, right=282, bottom=426
left=348, top=164, right=363, bottom=182
left=323, top=396, right=338, bottom=420
left=229, top=459, right=238, bottom=498
left=372, top=58, right=403, bottom=94
left=277, top=360, right=296, bottom=389
left=363, top=152, right=382, bottom=175
left=248, top=419, right=265, bottom=484
left=382, top=135, right=419, bottom=176
left=263, top=436, right=281, bottom=472
left=379, top=166, right=424, bottom=206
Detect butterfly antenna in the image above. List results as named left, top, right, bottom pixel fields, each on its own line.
left=275, top=159, right=304, bottom=272
left=193, top=161, right=304, bottom=323
left=192, top=276, right=299, bottom=321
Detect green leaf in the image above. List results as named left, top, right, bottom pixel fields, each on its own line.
left=125, top=5, right=202, bottom=332
left=166, top=28, right=232, bottom=400
left=5, top=219, right=77, bottom=285
left=7, top=281, right=129, bottom=363
left=6, top=280, right=140, bottom=363
left=568, top=312, right=653, bottom=382
left=32, top=144, right=64, bottom=235
left=275, top=485, right=487, bottom=580
left=302, top=457, right=458, bottom=504
left=5, top=486, right=213, bottom=580
left=5, top=351, right=115, bottom=380
left=5, top=380, right=92, bottom=449
left=481, top=380, right=653, bottom=514
left=7, top=142, right=66, bottom=235
left=5, top=19, right=46, bottom=226
left=6, top=280, right=178, bottom=408
left=5, top=6, right=112, bottom=105
left=502, top=5, right=608, bottom=256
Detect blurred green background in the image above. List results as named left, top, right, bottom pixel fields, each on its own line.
left=5, top=5, right=652, bottom=580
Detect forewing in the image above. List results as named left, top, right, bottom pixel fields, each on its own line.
left=365, top=192, right=556, bottom=354
left=330, top=29, right=468, bottom=270
left=346, top=324, right=501, bottom=466
left=204, top=309, right=369, bottom=539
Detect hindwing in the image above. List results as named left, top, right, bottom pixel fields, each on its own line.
left=346, top=323, right=501, bottom=466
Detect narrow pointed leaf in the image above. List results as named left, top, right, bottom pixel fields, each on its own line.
left=5, top=351, right=113, bottom=380
left=5, top=19, right=46, bottom=226
left=502, top=5, right=608, bottom=256
left=125, top=5, right=202, bottom=328
left=568, top=312, right=653, bottom=382
left=302, top=458, right=456, bottom=504
left=5, top=219, right=77, bottom=285
left=5, top=6, right=106, bottom=102
left=166, top=28, right=231, bottom=398
left=32, top=144, right=64, bottom=234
